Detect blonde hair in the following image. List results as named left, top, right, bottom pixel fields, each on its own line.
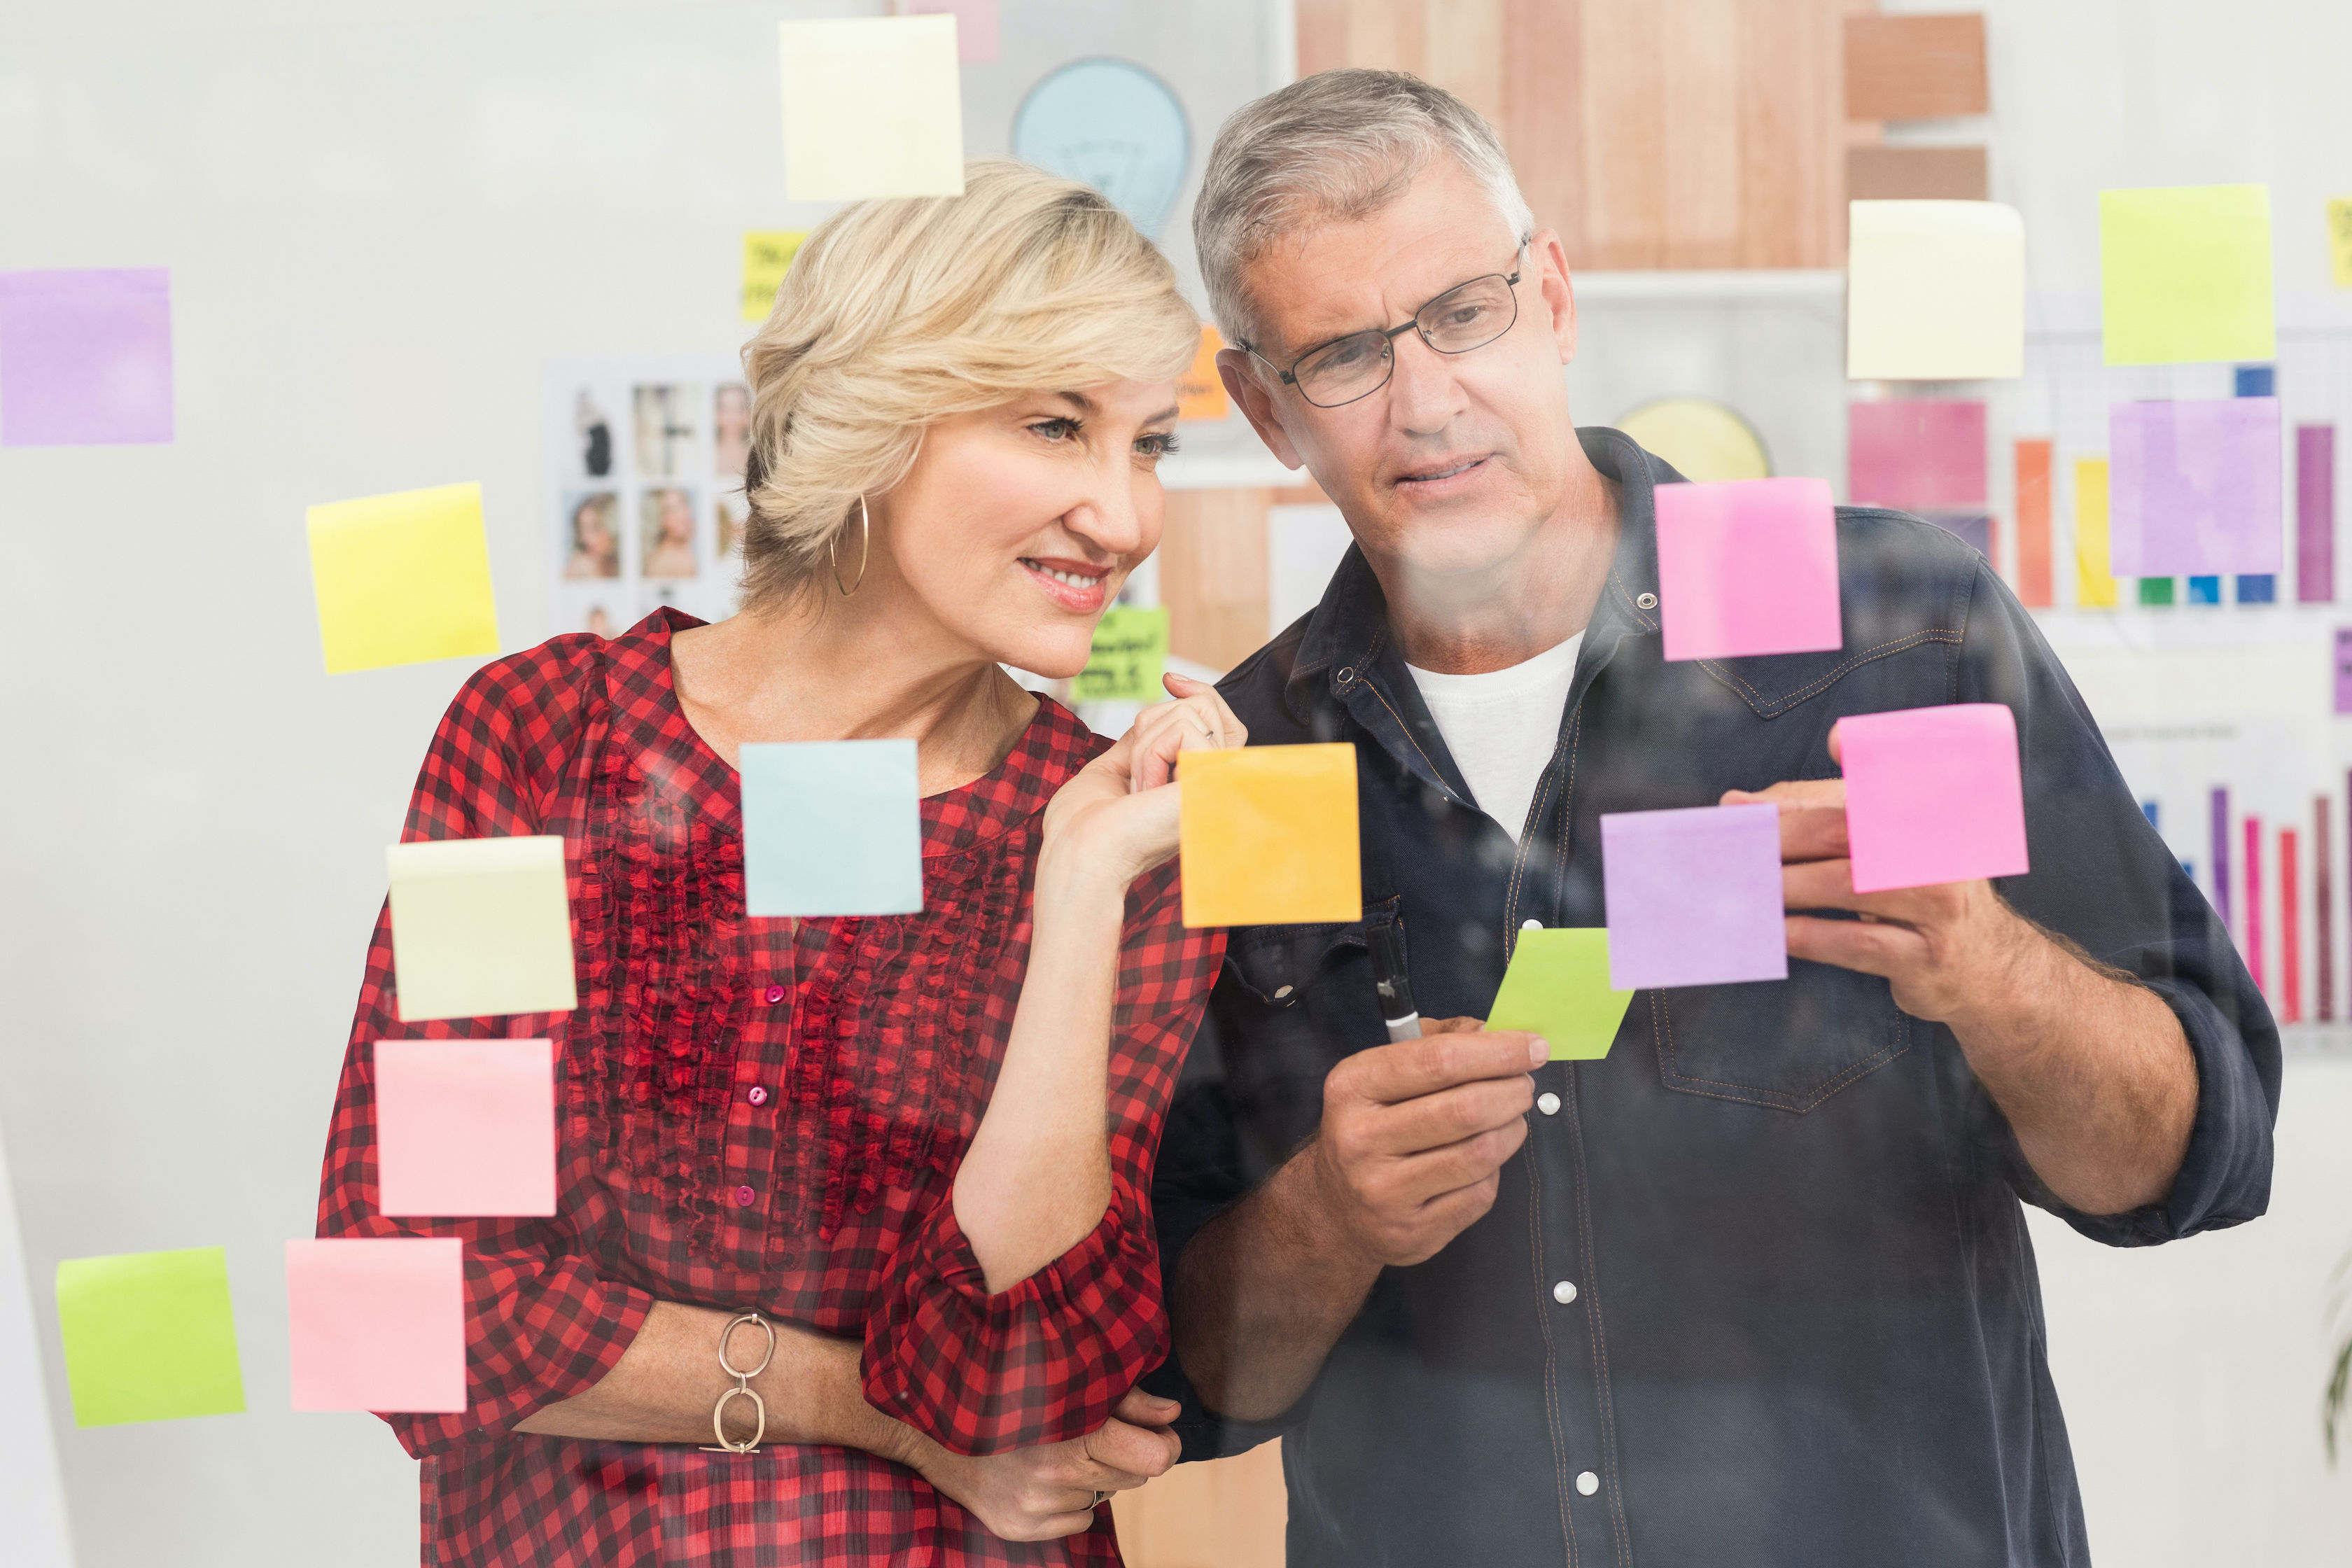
left=740, top=160, right=1200, bottom=605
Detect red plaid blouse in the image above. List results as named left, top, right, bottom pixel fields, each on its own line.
left=314, top=608, right=1224, bottom=1567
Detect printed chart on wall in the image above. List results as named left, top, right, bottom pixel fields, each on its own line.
left=543, top=356, right=751, bottom=638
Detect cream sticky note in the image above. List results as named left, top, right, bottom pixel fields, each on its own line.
left=55, top=1248, right=246, bottom=1426
left=1072, top=606, right=1170, bottom=703
left=741, top=230, right=808, bottom=322
left=2074, top=458, right=2118, bottom=607
left=386, top=836, right=578, bottom=1023
left=1487, top=928, right=1635, bottom=1060
left=2329, top=198, right=2352, bottom=290
left=1847, top=201, right=2024, bottom=380
left=778, top=18, right=965, bottom=202
left=2099, top=185, right=2276, bottom=366
left=374, top=1040, right=558, bottom=1218
left=1177, top=326, right=1230, bottom=422
left=286, top=1238, right=465, bottom=1413
left=1177, top=745, right=1361, bottom=927
left=307, top=482, right=500, bottom=675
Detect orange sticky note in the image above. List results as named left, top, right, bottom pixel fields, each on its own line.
left=286, top=1238, right=465, bottom=1413
left=374, top=1040, right=557, bottom=1218
left=1177, top=744, right=1360, bottom=927
left=1177, top=326, right=1229, bottom=422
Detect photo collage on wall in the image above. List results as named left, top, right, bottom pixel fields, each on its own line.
left=544, top=355, right=751, bottom=637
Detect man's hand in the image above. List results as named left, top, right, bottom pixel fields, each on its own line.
left=1303, top=1020, right=1548, bottom=1268
left=904, top=1387, right=1180, bottom=1543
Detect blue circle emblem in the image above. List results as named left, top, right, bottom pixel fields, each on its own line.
left=1012, top=58, right=1191, bottom=240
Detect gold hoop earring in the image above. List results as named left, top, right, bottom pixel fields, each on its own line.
left=830, top=495, right=870, bottom=596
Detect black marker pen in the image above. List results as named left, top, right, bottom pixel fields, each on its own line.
left=1367, top=918, right=1422, bottom=1042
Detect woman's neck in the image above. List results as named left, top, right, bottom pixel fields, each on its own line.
left=668, top=586, right=1037, bottom=795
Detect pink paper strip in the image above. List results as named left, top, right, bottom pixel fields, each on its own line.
left=1840, top=704, right=2029, bottom=893
left=375, top=1040, right=557, bottom=1218
left=1655, top=477, right=1842, bottom=662
left=286, top=1238, right=465, bottom=1413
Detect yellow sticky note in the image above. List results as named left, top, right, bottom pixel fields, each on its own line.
left=1177, top=326, right=1230, bottom=421
left=742, top=230, right=808, bottom=321
left=307, top=483, right=499, bottom=675
left=387, top=836, right=578, bottom=1023
left=2328, top=198, right=2352, bottom=290
left=57, top=1248, right=246, bottom=1427
left=2074, top=458, right=2118, bottom=608
left=2099, top=185, right=2275, bottom=366
left=1072, top=606, right=1169, bottom=704
left=1847, top=200, right=2024, bottom=380
left=778, top=17, right=965, bottom=202
left=1177, top=745, right=1361, bottom=928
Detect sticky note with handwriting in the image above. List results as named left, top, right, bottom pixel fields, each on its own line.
left=286, top=1238, right=465, bottom=1413
left=0, top=267, right=174, bottom=446
left=2108, top=397, right=2283, bottom=577
left=1177, top=745, right=1360, bottom=927
left=386, top=836, right=578, bottom=1023
left=1654, top=477, right=1842, bottom=662
left=1838, top=704, right=2029, bottom=892
left=307, top=482, right=500, bottom=675
left=1486, top=928, right=1635, bottom=1060
left=2099, top=185, right=2275, bottom=366
left=1072, top=606, right=1170, bottom=703
left=1847, top=200, right=2024, bottom=380
left=55, top=1247, right=245, bottom=1427
left=1601, top=803, right=1786, bottom=989
left=375, top=1040, right=557, bottom=1218
left=741, top=739, right=923, bottom=916
left=778, top=18, right=964, bottom=202
left=741, top=231, right=808, bottom=322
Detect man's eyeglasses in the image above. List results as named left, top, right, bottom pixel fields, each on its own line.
left=1238, top=240, right=1532, bottom=410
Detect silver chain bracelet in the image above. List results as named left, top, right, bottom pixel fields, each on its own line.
left=701, top=1312, right=776, bottom=1455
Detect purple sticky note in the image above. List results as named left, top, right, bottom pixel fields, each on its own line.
left=2335, top=629, right=2352, bottom=715
left=2108, top=398, right=2283, bottom=577
left=906, top=0, right=997, bottom=62
left=374, top=1040, right=557, bottom=1218
left=1848, top=400, right=1987, bottom=510
left=1654, top=477, right=1842, bottom=661
left=1601, top=803, right=1788, bottom=988
left=286, top=1238, right=465, bottom=1413
left=0, top=268, right=174, bottom=446
left=1839, top=704, right=2029, bottom=892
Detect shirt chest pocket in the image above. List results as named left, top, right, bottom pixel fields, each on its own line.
left=1645, top=960, right=1912, bottom=1112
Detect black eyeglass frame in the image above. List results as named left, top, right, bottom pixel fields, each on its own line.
left=1235, top=237, right=1534, bottom=410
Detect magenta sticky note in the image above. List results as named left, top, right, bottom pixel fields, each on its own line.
left=374, top=1040, right=557, bottom=1218
left=1601, top=803, right=1788, bottom=988
left=0, top=268, right=174, bottom=445
left=1654, top=477, right=1842, bottom=662
left=906, top=0, right=997, bottom=61
left=1847, top=400, right=1987, bottom=510
left=286, top=1238, right=465, bottom=1413
left=1838, top=704, right=2029, bottom=893
left=2108, top=397, right=2283, bottom=577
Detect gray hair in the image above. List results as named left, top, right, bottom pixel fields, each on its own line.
left=1192, top=69, right=1536, bottom=352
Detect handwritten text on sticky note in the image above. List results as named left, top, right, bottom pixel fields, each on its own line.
left=1601, top=803, right=1787, bottom=989
left=386, top=836, right=577, bottom=1023
left=1847, top=200, right=2024, bottom=381
left=778, top=18, right=965, bottom=202
left=741, top=739, right=924, bottom=917
left=307, top=482, right=500, bottom=675
left=1177, top=745, right=1360, bottom=927
left=286, top=1238, right=465, bottom=1413
left=1487, top=928, right=1635, bottom=1060
left=56, top=1248, right=246, bottom=1427
left=1838, top=704, right=2029, bottom=893
left=741, top=231, right=808, bottom=322
left=375, top=1040, right=558, bottom=1218
left=1654, top=477, right=1842, bottom=662
left=1073, top=606, right=1170, bottom=703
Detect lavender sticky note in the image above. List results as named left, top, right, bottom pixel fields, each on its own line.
left=2108, top=398, right=2283, bottom=577
left=0, top=268, right=174, bottom=445
left=286, top=1238, right=465, bottom=1413
left=1839, top=704, right=2029, bottom=892
left=2334, top=629, right=2352, bottom=715
left=1847, top=400, right=1987, bottom=510
left=1601, top=803, right=1788, bottom=988
left=374, top=1040, right=557, bottom=1218
left=1653, top=477, right=1842, bottom=662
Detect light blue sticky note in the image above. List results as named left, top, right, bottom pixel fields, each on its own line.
left=741, top=740, right=923, bottom=916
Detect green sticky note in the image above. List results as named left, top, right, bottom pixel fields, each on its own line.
left=2099, top=185, right=2275, bottom=366
left=1487, top=928, right=1636, bottom=1061
left=55, top=1247, right=246, bottom=1426
left=1072, top=606, right=1169, bottom=704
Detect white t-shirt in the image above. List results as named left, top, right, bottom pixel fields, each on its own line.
left=1406, top=634, right=1584, bottom=843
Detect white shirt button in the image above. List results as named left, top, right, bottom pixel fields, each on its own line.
left=1536, top=1091, right=1562, bottom=1116
left=1273, top=984, right=1294, bottom=1000
left=1552, top=1280, right=1578, bottom=1304
left=1576, top=1470, right=1600, bottom=1496
left=1520, top=918, right=1542, bottom=930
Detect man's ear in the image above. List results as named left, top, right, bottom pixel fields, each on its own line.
left=1216, top=346, right=1306, bottom=470
left=1530, top=228, right=1577, bottom=367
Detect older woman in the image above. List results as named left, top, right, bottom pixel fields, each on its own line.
left=316, top=162, right=1240, bottom=1566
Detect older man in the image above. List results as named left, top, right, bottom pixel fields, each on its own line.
left=1147, top=69, right=2278, bottom=1566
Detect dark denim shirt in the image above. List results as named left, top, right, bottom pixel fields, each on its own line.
left=1147, top=428, right=2281, bottom=1568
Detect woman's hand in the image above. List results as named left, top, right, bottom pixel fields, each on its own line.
left=1041, top=673, right=1248, bottom=886
left=906, top=1387, right=1182, bottom=1542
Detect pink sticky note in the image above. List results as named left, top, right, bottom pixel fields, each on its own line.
left=1654, top=477, right=1842, bottom=662
left=906, top=0, right=997, bottom=61
left=1848, top=400, right=1987, bottom=510
left=0, top=268, right=174, bottom=446
left=286, top=1238, right=465, bottom=1413
left=375, top=1040, right=556, bottom=1218
left=1839, top=704, right=2029, bottom=893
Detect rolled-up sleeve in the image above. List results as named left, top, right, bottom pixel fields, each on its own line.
left=1957, top=559, right=2281, bottom=1244
left=860, top=862, right=1224, bottom=1455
